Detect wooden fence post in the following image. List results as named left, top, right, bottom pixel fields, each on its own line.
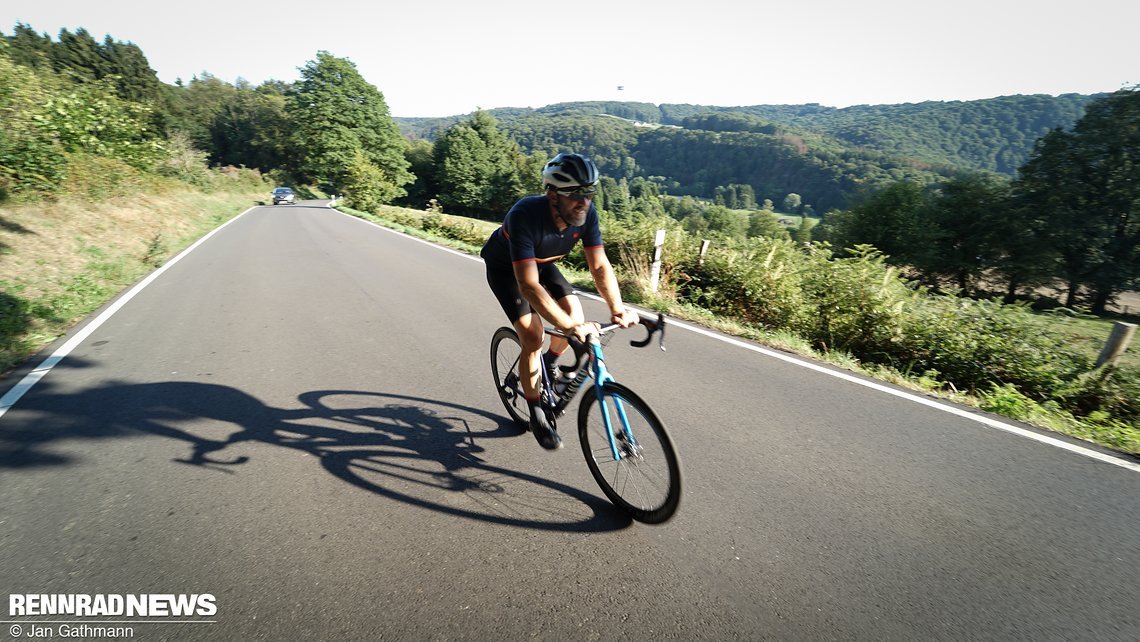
left=1095, top=321, right=1137, bottom=369
left=649, top=229, right=666, bottom=293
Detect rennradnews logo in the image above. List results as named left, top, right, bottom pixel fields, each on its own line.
left=9, top=594, right=217, bottom=617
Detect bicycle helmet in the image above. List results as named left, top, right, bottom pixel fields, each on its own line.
left=542, top=153, right=599, bottom=190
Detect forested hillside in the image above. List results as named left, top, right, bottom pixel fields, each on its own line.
left=395, top=94, right=1098, bottom=212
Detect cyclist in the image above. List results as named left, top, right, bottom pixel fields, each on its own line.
left=481, top=152, right=638, bottom=450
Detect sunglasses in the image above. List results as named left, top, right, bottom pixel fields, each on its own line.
left=556, top=186, right=597, bottom=200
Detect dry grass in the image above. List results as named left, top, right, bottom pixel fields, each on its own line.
left=3, top=191, right=258, bottom=287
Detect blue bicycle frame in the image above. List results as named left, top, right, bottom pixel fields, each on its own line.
left=583, top=337, right=637, bottom=462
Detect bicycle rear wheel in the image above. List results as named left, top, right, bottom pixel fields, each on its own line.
left=490, top=327, right=529, bottom=428
left=578, top=382, right=681, bottom=524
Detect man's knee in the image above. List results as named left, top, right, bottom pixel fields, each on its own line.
left=558, top=295, right=584, bottom=323
left=514, top=315, right=544, bottom=351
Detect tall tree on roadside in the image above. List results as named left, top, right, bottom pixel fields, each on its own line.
left=167, top=73, right=239, bottom=154
left=209, top=80, right=292, bottom=172
left=288, top=51, right=411, bottom=200
left=1015, top=87, right=1140, bottom=313
left=433, top=110, right=538, bottom=218
left=817, top=181, right=930, bottom=267
left=916, top=174, right=1015, bottom=294
left=98, top=36, right=162, bottom=104
left=399, top=138, right=438, bottom=209
left=4, top=23, right=53, bottom=70
left=52, top=28, right=102, bottom=83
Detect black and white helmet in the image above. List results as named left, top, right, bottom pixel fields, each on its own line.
left=542, top=153, right=599, bottom=191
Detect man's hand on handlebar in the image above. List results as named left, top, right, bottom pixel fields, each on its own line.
left=568, top=322, right=600, bottom=344
left=612, top=306, right=640, bottom=329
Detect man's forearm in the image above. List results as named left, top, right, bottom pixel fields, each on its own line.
left=521, top=282, right=576, bottom=330
left=591, top=263, right=624, bottom=314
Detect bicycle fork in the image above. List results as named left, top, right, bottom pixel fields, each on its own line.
left=587, top=340, right=639, bottom=462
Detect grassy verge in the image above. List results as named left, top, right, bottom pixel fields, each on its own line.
left=336, top=202, right=1138, bottom=456
left=0, top=188, right=268, bottom=376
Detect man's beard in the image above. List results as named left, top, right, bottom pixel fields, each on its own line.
left=559, top=202, right=588, bottom=227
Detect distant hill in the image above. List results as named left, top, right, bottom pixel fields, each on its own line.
left=395, top=95, right=1100, bottom=212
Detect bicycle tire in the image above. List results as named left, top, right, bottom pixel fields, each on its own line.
left=490, top=327, right=529, bottom=428
left=578, top=381, right=681, bottom=523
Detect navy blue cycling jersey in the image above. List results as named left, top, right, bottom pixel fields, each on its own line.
left=480, top=195, right=603, bottom=269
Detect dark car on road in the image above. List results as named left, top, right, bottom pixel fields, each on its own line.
left=272, top=187, right=295, bottom=205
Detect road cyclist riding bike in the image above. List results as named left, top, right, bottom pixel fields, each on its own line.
left=483, top=153, right=681, bottom=522
left=480, top=153, right=638, bottom=450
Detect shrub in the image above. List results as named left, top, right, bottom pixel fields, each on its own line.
left=61, top=154, right=153, bottom=200
left=979, top=383, right=1038, bottom=420
left=896, top=296, right=1088, bottom=395
left=795, top=244, right=917, bottom=358
left=680, top=236, right=809, bottom=330
left=343, top=150, right=399, bottom=213
left=602, top=214, right=689, bottom=295
left=157, top=133, right=214, bottom=188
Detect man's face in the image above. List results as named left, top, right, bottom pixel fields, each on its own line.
left=552, top=189, right=593, bottom=227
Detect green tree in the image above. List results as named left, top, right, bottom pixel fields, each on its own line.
left=433, top=110, right=536, bottom=218
left=735, top=183, right=757, bottom=209
left=98, top=36, right=162, bottom=104
left=288, top=51, right=411, bottom=198
left=704, top=205, right=748, bottom=241
left=52, top=28, right=102, bottom=83
left=209, top=81, right=291, bottom=172
left=1015, top=88, right=1140, bottom=313
left=599, top=176, right=631, bottom=218
left=4, top=23, right=52, bottom=70
left=916, top=174, right=1015, bottom=294
left=793, top=216, right=815, bottom=244
left=168, top=74, right=240, bottom=155
left=399, top=138, right=438, bottom=209
left=819, top=181, right=929, bottom=265
left=748, top=211, right=790, bottom=240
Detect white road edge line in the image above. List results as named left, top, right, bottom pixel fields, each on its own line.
left=0, top=207, right=258, bottom=420
left=342, top=208, right=1139, bottom=474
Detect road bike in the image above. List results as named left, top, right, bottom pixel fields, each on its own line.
left=490, top=313, right=681, bottom=524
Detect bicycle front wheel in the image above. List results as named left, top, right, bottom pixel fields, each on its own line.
left=578, top=382, right=681, bottom=524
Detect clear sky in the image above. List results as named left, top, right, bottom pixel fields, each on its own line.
left=3, top=0, right=1136, bottom=118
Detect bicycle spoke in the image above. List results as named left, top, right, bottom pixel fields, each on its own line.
left=578, top=382, right=681, bottom=523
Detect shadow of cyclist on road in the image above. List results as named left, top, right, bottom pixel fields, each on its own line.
left=1, top=378, right=630, bottom=531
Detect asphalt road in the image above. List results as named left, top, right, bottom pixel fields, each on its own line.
left=1, top=202, right=1137, bottom=640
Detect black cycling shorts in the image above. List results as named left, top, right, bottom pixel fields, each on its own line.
left=485, top=262, right=575, bottom=323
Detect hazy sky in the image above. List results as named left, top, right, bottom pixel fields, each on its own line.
left=3, top=0, right=1136, bottom=117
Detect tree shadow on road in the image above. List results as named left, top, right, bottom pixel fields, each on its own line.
left=0, top=377, right=632, bottom=532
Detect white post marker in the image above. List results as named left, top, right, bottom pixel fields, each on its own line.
left=649, top=228, right=666, bottom=293
left=698, top=239, right=711, bottom=268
